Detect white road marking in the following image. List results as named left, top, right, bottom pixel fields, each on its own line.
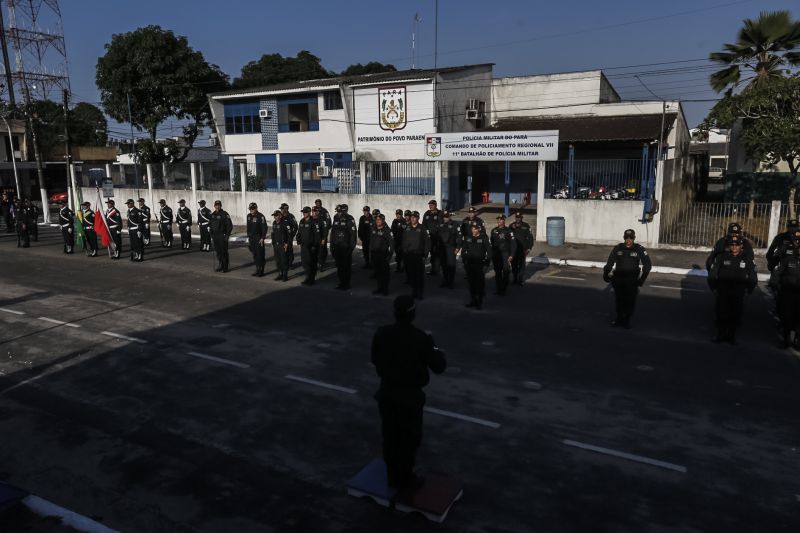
left=100, top=331, right=148, bottom=344
left=186, top=351, right=250, bottom=369
left=316, top=342, right=332, bottom=348
left=211, top=323, right=230, bottom=329
left=523, top=381, right=543, bottom=390
left=38, top=317, right=80, bottom=328
left=285, top=374, right=357, bottom=394
left=424, top=406, right=501, bottom=429
left=547, top=276, right=586, bottom=281
left=23, top=495, right=119, bottom=533
left=563, top=439, right=687, bottom=473
left=650, top=285, right=705, bottom=293
left=481, top=340, right=495, bottom=347
left=556, top=352, right=572, bottom=358
left=636, top=365, right=654, bottom=372
left=0, top=307, right=25, bottom=315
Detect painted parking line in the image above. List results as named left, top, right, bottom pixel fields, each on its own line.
left=0, top=307, right=25, bottom=315
left=563, top=439, right=687, bottom=473
left=546, top=276, right=586, bottom=281
left=285, top=374, right=357, bottom=394
left=22, top=494, right=120, bottom=533
left=424, top=406, right=501, bottom=429
left=38, top=316, right=80, bottom=328
left=186, top=351, right=250, bottom=369
left=650, top=285, right=706, bottom=293
left=100, top=331, right=148, bottom=344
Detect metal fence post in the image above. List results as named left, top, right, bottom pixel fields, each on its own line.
left=294, top=162, right=302, bottom=215
left=359, top=160, right=367, bottom=206
left=649, top=160, right=664, bottom=248
left=536, top=161, right=547, bottom=243
left=146, top=163, right=154, bottom=210
left=239, top=161, right=247, bottom=214
left=190, top=163, right=198, bottom=211
left=567, top=145, right=574, bottom=198
left=767, top=200, right=782, bottom=242
left=434, top=161, right=442, bottom=208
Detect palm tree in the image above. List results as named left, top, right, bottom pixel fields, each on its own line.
left=709, top=10, right=800, bottom=93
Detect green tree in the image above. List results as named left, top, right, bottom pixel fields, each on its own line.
left=340, top=61, right=397, bottom=76
left=234, top=51, right=331, bottom=88
left=709, top=10, right=800, bottom=93
left=95, top=25, right=229, bottom=164
left=70, top=102, right=108, bottom=146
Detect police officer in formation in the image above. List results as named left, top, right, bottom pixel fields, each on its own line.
left=402, top=211, right=431, bottom=300
left=313, top=200, right=330, bottom=271
left=490, top=215, right=516, bottom=295
left=437, top=211, right=462, bottom=289
left=197, top=199, right=212, bottom=252
left=246, top=202, right=268, bottom=277
left=209, top=200, right=232, bottom=272
left=26, top=200, right=38, bottom=242
left=370, top=213, right=394, bottom=295
left=80, top=201, right=98, bottom=257
left=105, top=199, right=123, bottom=259
left=279, top=203, right=298, bottom=269
left=769, top=226, right=800, bottom=348
left=423, top=199, right=443, bottom=275
left=58, top=203, right=75, bottom=254
left=708, top=233, right=757, bottom=344
left=603, top=229, right=652, bottom=328
left=1, top=191, right=13, bottom=233
left=462, top=221, right=491, bottom=309
left=176, top=199, right=193, bottom=249
left=461, top=206, right=484, bottom=237
left=391, top=209, right=406, bottom=272
left=297, top=206, right=322, bottom=285
left=330, top=204, right=357, bottom=290
left=706, top=222, right=754, bottom=270
left=358, top=206, right=374, bottom=268
left=125, top=199, right=146, bottom=262
left=15, top=198, right=33, bottom=248
left=509, top=212, right=534, bottom=285
left=138, top=198, right=152, bottom=246
left=158, top=199, right=174, bottom=248
left=271, top=209, right=291, bottom=281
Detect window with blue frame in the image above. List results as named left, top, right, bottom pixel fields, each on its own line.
left=224, top=100, right=261, bottom=135
left=277, top=95, right=319, bottom=133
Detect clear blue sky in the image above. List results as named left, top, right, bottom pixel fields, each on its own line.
left=59, top=0, right=797, bottom=137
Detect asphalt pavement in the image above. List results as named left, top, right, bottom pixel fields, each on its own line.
left=0, top=227, right=798, bottom=532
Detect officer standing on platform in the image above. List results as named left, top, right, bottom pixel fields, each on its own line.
left=772, top=228, right=800, bottom=348
left=176, top=199, right=193, bottom=249
left=359, top=206, right=374, bottom=268
left=462, top=222, right=491, bottom=309
left=297, top=206, right=321, bottom=285
left=105, top=199, right=122, bottom=259
left=125, top=199, right=145, bottom=262
left=271, top=209, right=290, bottom=281
left=330, top=204, right=357, bottom=290
left=423, top=199, right=443, bottom=276
left=371, top=295, right=447, bottom=489
left=246, top=202, right=268, bottom=277
left=509, top=212, right=534, bottom=285
left=490, top=215, right=516, bottom=296
left=197, top=199, right=212, bottom=252
left=391, top=209, right=406, bottom=272
left=402, top=211, right=430, bottom=300
left=80, top=201, right=98, bottom=257
left=460, top=206, right=484, bottom=237
left=313, top=203, right=330, bottom=271
left=370, top=213, right=394, bottom=295
left=158, top=199, right=174, bottom=248
left=58, top=202, right=75, bottom=254
left=279, top=203, right=298, bottom=269
left=708, top=234, right=757, bottom=344
left=438, top=211, right=462, bottom=289
left=209, top=200, right=233, bottom=273
left=138, top=198, right=152, bottom=245
left=603, top=229, right=652, bottom=328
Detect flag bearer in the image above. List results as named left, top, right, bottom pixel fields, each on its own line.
left=80, top=201, right=98, bottom=257
left=176, top=199, right=193, bottom=249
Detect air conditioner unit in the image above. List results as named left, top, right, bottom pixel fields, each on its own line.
left=466, top=109, right=479, bottom=120
left=258, top=109, right=272, bottom=119
left=315, top=165, right=331, bottom=178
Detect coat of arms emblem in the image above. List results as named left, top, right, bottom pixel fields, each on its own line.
left=426, top=136, right=441, bottom=157
left=379, top=86, right=407, bottom=132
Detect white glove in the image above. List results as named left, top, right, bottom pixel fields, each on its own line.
left=136, top=231, right=142, bottom=238
left=67, top=228, right=73, bottom=234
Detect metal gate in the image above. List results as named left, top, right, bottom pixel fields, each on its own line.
left=659, top=201, right=773, bottom=248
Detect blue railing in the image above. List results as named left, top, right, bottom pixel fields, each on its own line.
left=546, top=159, right=655, bottom=200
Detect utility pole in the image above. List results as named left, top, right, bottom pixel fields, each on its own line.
left=0, top=3, right=15, bottom=106
left=63, top=87, right=76, bottom=211
left=20, top=79, right=47, bottom=221
left=127, top=91, right=140, bottom=196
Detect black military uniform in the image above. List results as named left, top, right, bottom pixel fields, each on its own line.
left=509, top=213, right=534, bottom=285
left=402, top=212, right=431, bottom=300
left=313, top=204, right=330, bottom=271
left=279, top=203, right=298, bottom=269
left=138, top=199, right=152, bottom=246
left=15, top=199, right=30, bottom=248
left=423, top=200, right=443, bottom=275
left=125, top=199, right=145, bottom=261
left=271, top=210, right=291, bottom=281
left=490, top=216, right=517, bottom=295
left=197, top=200, right=212, bottom=252
left=708, top=234, right=757, bottom=344
left=105, top=200, right=123, bottom=259
left=297, top=206, right=322, bottom=285
left=391, top=209, right=406, bottom=272
left=209, top=200, right=233, bottom=272
left=58, top=204, right=75, bottom=254
left=371, top=295, right=447, bottom=489
left=158, top=200, right=174, bottom=248
left=766, top=219, right=799, bottom=325
left=460, top=207, right=485, bottom=237
left=462, top=223, right=491, bottom=309
left=176, top=200, right=193, bottom=249
left=246, top=203, right=268, bottom=277
left=27, top=201, right=38, bottom=241
left=772, top=230, right=800, bottom=347
left=706, top=222, right=755, bottom=270
left=81, top=202, right=98, bottom=256
left=359, top=206, right=374, bottom=268
left=437, top=212, right=462, bottom=289
left=1, top=192, right=13, bottom=233
left=370, top=214, right=394, bottom=295
left=603, top=229, right=652, bottom=328
left=330, top=205, right=357, bottom=289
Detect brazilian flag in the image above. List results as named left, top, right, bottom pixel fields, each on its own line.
left=72, top=185, right=86, bottom=250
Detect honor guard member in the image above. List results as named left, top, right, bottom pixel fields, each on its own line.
left=246, top=203, right=268, bottom=277
left=297, top=206, right=322, bottom=285
left=209, top=200, right=233, bottom=272
left=58, top=202, right=75, bottom=254
left=330, top=204, right=358, bottom=289
left=772, top=228, right=800, bottom=348
left=462, top=222, right=491, bottom=309
left=461, top=206, right=485, bottom=237
left=197, top=200, right=212, bottom=251
left=27, top=199, right=38, bottom=241
left=1, top=191, right=13, bottom=233
left=313, top=200, right=331, bottom=271
left=708, top=234, right=757, bottom=344
left=279, top=203, right=298, bottom=268
left=437, top=211, right=462, bottom=289
left=125, top=199, right=145, bottom=261
left=358, top=206, right=374, bottom=268
left=766, top=219, right=799, bottom=322
left=157, top=199, right=174, bottom=247
left=603, top=229, right=652, bottom=328
left=137, top=198, right=152, bottom=245
left=490, top=215, right=517, bottom=295
left=15, top=198, right=30, bottom=248
left=509, top=212, right=534, bottom=285
left=176, top=199, right=193, bottom=249
left=706, top=222, right=754, bottom=270
left=391, top=209, right=406, bottom=272
left=370, top=213, right=394, bottom=295
left=271, top=209, right=291, bottom=281
left=402, top=211, right=431, bottom=300
left=423, top=199, right=443, bottom=275
left=80, top=201, right=98, bottom=256
left=371, top=295, right=447, bottom=489
left=105, top=199, right=123, bottom=259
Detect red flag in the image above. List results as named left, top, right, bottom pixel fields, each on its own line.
left=94, top=203, right=112, bottom=248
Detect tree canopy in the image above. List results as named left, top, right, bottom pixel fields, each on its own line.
left=340, top=62, right=397, bottom=76
left=233, top=51, right=331, bottom=88
left=25, top=100, right=108, bottom=159
left=95, top=25, right=229, bottom=164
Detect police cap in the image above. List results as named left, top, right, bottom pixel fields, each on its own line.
left=363, top=205, right=370, bottom=212
left=315, top=198, right=322, bottom=205
left=624, top=229, right=636, bottom=239
left=198, top=200, right=206, bottom=206
left=272, top=210, right=282, bottom=216
left=411, top=210, right=420, bottom=218
left=468, top=206, right=476, bottom=213
left=301, top=206, right=311, bottom=213
left=81, top=201, right=90, bottom=207
left=138, top=198, right=146, bottom=203
left=158, top=199, right=166, bottom=205
left=125, top=199, right=135, bottom=206
left=428, top=199, right=437, bottom=206
left=178, top=199, right=186, bottom=204
left=341, top=204, right=349, bottom=211
left=404, top=210, right=412, bottom=216
left=395, top=209, right=403, bottom=215
left=515, top=212, right=523, bottom=219
left=214, top=200, right=222, bottom=206
left=727, top=222, right=742, bottom=234
left=372, top=209, right=380, bottom=215
left=443, top=211, right=452, bottom=218
left=496, top=214, right=505, bottom=220
left=376, top=213, right=385, bottom=220
left=248, top=202, right=258, bottom=210
left=280, top=203, right=289, bottom=209
left=312, top=206, right=319, bottom=212
left=106, top=199, right=115, bottom=205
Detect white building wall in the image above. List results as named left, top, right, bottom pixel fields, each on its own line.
left=224, top=133, right=262, bottom=154
left=279, top=93, right=352, bottom=153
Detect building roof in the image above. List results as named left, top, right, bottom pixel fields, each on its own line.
left=485, top=114, right=677, bottom=142
left=209, top=63, right=494, bottom=99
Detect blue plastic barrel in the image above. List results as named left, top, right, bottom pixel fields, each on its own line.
left=546, top=216, right=565, bottom=246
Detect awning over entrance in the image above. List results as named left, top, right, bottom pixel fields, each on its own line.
left=485, top=114, right=676, bottom=143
